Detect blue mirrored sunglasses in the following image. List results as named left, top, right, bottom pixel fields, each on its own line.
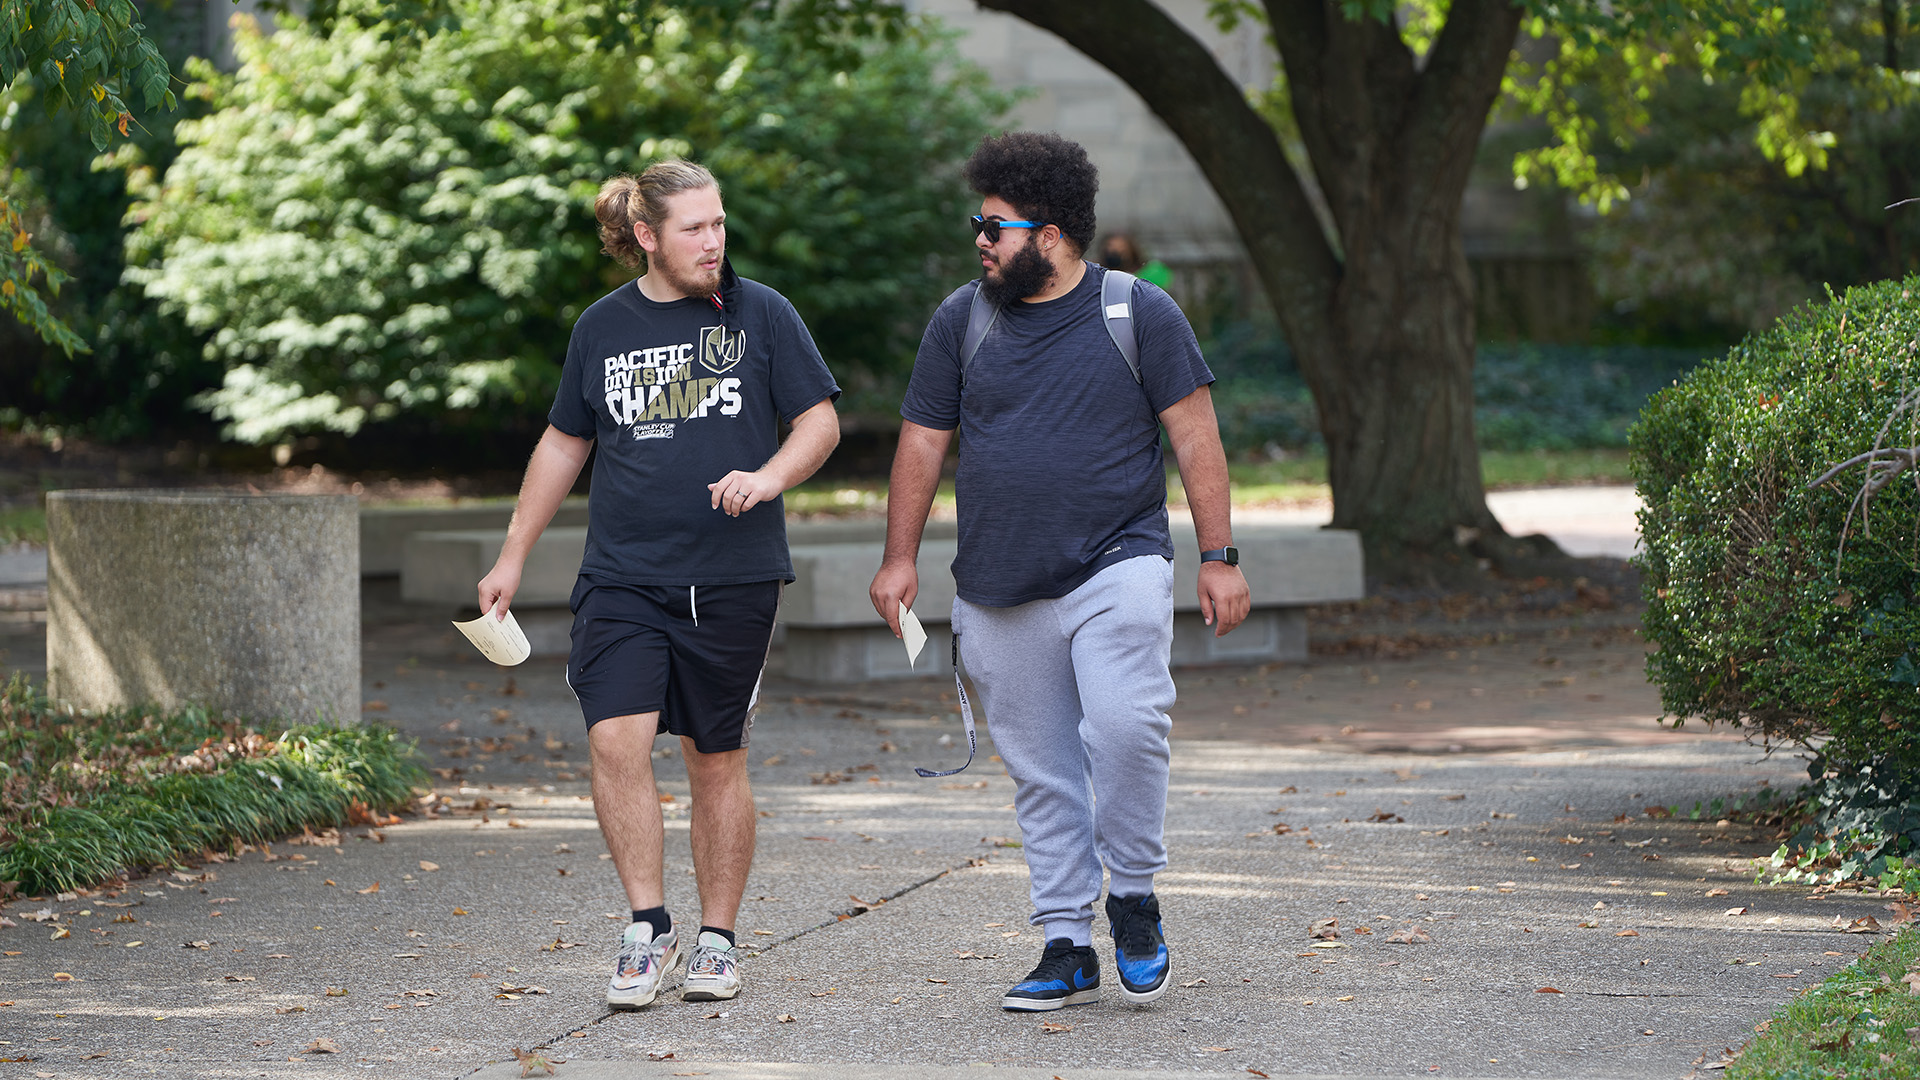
left=971, top=215, right=1047, bottom=243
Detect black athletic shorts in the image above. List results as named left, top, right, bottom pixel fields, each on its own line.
left=565, top=577, right=780, bottom=754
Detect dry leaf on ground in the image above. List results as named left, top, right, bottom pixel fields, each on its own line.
left=1041, top=1021, right=1072, bottom=1034
left=512, top=1048, right=558, bottom=1077
left=1309, top=918, right=1340, bottom=940
left=1387, top=926, right=1431, bottom=944
left=304, top=1037, right=340, bottom=1054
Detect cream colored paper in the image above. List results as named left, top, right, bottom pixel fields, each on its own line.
left=899, top=603, right=927, bottom=667
left=453, top=607, right=532, bottom=666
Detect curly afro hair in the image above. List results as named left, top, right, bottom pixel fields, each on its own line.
left=963, top=132, right=1098, bottom=255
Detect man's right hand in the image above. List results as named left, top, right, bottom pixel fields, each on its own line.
left=477, top=560, right=523, bottom=621
left=869, top=558, right=919, bottom=638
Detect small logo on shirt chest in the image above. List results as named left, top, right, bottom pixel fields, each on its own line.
left=699, top=325, right=748, bottom=374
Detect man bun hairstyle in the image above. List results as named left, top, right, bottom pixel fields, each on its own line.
left=963, top=132, right=1098, bottom=255
left=594, top=160, right=720, bottom=269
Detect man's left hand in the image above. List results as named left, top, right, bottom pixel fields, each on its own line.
left=709, top=469, right=784, bottom=517
left=1198, top=562, right=1250, bottom=637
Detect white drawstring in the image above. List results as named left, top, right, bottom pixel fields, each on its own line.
left=689, top=585, right=699, bottom=626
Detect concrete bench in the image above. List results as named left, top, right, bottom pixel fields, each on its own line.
left=401, top=516, right=1364, bottom=681
left=779, top=522, right=1364, bottom=681
left=361, top=499, right=589, bottom=576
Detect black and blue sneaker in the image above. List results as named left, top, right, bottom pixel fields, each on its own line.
left=1000, top=938, right=1100, bottom=1011
left=1106, top=892, right=1171, bottom=1004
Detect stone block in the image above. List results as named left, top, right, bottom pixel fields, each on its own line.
left=46, top=491, right=359, bottom=723
left=401, top=527, right=586, bottom=607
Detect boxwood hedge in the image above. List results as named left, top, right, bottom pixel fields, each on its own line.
left=1634, top=275, right=1920, bottom=872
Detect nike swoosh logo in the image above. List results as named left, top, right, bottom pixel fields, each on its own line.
left=1075, top=969, right=1096, bottom=989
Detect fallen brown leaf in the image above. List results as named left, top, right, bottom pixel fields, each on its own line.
left=1537, top=987, right=1564, bottom=993
left=1041, top=1021, right=1072, bottom=1034
left=777, top=1014, right=795, bottom=1023
left=512, top=1047, right=557, bottom=1077
left=1846, top=916, right=1885, bottom=934
left=1616, top=929, right=1641, bottom=937
left=1309, top=917, right=1340, bottom=941
left=1387, top=926, right=1431, bottom=944
left=304, top=1037, right=340, bottom=1054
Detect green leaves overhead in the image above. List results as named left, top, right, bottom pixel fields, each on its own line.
left=125, top=0, right=1001, bottom=443
left=0, top=0, right=175, bottom=152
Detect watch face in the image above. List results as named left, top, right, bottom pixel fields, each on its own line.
left=1224, top=547, right=1239, bottom=566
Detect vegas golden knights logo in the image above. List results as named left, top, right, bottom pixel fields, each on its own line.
left=699, top=325, right=747, bottom=375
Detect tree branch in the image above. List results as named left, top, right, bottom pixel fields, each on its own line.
left=1399, top=0, right=1526, bottom=216
left=976, top=0, right=1341, bottom=351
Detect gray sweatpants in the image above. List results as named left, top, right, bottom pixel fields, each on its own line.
left=952, top=554, right=1176, bottom=946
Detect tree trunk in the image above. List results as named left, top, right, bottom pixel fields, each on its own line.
left=978, top=0, right=1545, bottom=579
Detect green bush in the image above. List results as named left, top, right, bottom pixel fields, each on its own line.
left=1198, top=316, right=1712, bottom=457
left=0, top=675, right=425, bottom=895
left=1633, top=275, right=1920, bottom=875
left=124, top=1, right=1002, bottom=444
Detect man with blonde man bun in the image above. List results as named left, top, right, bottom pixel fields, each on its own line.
left=478, top=160, right=841, bottom=1009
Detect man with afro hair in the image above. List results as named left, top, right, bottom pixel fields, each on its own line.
left=871, top=132, right=1249, bottom=1012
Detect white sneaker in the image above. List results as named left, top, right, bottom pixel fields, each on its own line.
left=607, top=920, right=680, bottom=1010
left=682, top=931, right=742, bottom=1001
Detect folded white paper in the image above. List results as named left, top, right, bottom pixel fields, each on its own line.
left=899, top=603, right=927, bottom=667
left=453, top=608, right=532, bottom=666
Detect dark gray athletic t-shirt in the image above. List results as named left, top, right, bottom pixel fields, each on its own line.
left=901, top=263, right=1213, bottom=607
left=550, top=277, right=840, bottom=586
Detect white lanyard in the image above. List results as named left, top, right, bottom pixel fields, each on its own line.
left=914, top=633, right=977, bottom=778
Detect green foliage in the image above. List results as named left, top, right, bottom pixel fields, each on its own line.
left=1727, top=926, right=1920, bottom=1080
left=0, top=0, right=175, bottom=148
left=1202, top=319, right=1709, bottom=456
left=1506, top=0, right=1851, bottom=211
left=1474, top=344, right=1716, bottom=451
left=1633, top=276, right=1920, bottom=761
left=0, top=160, right=81, bottom=354
left=124, top=0, right=1002, bottom=444
left=0, top=675, right=425, bottom=895
left=0, top=0, right=179, bottom=353
left=1573, top=3, right=1920, bottom=336
left=2, top=36, right=219, bottom=437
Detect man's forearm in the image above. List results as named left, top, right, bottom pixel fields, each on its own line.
left=502, top=427, right=592, bottom=563
left=1173, top=437, right=1234, bottom=551
left=884, top=421, right=952, bottom=564
left=761, top=399, right=840, bottom=490
left=1161, top=387, right=1234, bottom=550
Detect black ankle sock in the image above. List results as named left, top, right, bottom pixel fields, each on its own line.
left=698, top=925, right=736, bottom=946
left=632, top=906, right=670, bottom=935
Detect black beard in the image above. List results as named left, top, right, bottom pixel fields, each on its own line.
left=978, top=238, right=1054, bottom=305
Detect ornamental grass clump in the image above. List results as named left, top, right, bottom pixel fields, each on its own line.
left=1633, top=275, right=1920, bottom=882
left=0, top=675, right=424, bottom=895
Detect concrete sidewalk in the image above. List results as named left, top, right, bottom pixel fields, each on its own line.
left=0, top=613, right=1877, bottom=1080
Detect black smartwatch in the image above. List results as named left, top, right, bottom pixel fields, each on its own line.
left=1200, top=546, right=1239, bottom=566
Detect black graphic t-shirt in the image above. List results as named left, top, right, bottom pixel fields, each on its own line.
left=550, top=277, right=840, bottom=586
left=900, top=263, right=1213, bottom=606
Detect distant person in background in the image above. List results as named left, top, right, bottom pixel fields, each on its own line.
left=1099, top=233, right=1172, bottom=291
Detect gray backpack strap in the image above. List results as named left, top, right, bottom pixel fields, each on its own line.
left=959, top=282, right=1000, bottom=380
left=1100, top=269, right=1141, bottom=383
left=961, top=270, right=1140, bottom=384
